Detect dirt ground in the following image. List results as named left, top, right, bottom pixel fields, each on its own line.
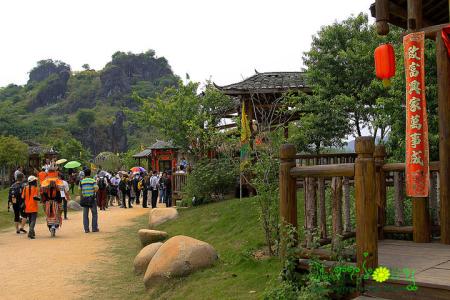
left=0, top=205, right=148, bottom=300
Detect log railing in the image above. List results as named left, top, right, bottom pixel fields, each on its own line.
left=172, top=173, right=187, bottom=200
left=280, top=136, right=442, bottom=270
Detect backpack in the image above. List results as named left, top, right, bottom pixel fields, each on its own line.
left=8, top=183, right=22, bottom=205
left=98, top=177, right=106, bottom=190
left=119, top=179, right=127, bottom=191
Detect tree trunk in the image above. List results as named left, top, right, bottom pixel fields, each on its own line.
left=318, top=178, right=327, bottom=238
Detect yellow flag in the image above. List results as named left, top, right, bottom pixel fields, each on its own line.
left=240, top=102, right=251, bottom=143
left=90, top=163, right=97, bottom=171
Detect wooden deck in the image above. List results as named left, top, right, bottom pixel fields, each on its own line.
left=363, top=239, right=450, bottom=300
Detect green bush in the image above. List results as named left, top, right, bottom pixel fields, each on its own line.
left=184, top=158, right=237, bottom=204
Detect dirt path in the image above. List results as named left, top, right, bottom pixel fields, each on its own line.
left=0, top=205, right=148, bottom=300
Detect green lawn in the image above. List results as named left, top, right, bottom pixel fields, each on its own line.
left=84, top=197, right=296, bottom=300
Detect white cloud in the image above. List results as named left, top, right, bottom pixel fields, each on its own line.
left=0, top=0, right=374, bottom=87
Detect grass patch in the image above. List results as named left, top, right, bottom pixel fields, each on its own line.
left=84, top=197, right=298, bottom=299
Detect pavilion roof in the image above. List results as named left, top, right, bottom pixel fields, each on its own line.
left=214, top=71, right=309, bottom=95
left=132, top=148, right=152, bottom=158
left=150, top=140, right=178, bottom=150
left=370, top=0, right=449, bottom=29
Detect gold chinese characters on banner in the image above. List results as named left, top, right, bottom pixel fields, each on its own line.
left=403, top=32, right=429, bottom=197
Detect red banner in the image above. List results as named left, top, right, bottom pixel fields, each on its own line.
left=404, top=32, right=429, bottom=197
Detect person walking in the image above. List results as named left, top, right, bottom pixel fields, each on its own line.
left=40, top=169, right=64, bottom=237
left=119, top=175, right=129, bottom=208
left=79, top=169, right=99, bottom=233
left=22, top=176, right=39, bottom=239
left=132, top=173, right=141, bottom=205
left=14, top=166, right=23, bottom=181
left=149, top=171, right=159, bottom=209
left=8, top=173, right=27, bottom=234
left=128, top=175, right=135, bottom=208
left=59, top=174, right=70, bottom=220
left=96, top=174, right=108, bottom=210
left=141, top=174, right=149, bottom=208
left=109, top=174, right=120, bottom=206
left=38, top=167, right=47, bottom=185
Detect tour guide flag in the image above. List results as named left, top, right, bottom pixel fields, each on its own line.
left=404, top=31, right=430, bottom=197
left=240, top=102, right=251, bottom=170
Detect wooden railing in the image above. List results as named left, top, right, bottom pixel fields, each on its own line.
left=172, top=173, right=187, bottom=200
left=279, top=136, right=442, bottom=270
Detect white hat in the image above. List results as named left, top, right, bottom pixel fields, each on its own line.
left=28, top=175, right=38, bottom=183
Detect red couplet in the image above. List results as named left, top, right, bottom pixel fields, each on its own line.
left=403, top=32, right=430, bottom=197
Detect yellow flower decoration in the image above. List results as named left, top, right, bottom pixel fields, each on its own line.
left=372, top=266, right=390, bottom=283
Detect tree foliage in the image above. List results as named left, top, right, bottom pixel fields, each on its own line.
left=0, top=136, right=28, bottom=168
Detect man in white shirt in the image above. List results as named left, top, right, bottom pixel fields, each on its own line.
left=149, top=171, right=159, bottom=208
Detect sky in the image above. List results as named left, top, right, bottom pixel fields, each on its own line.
left=0, top=0, right=374, bottom=88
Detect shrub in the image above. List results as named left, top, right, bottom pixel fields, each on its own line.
left=184, top=158, right=237, bottom=204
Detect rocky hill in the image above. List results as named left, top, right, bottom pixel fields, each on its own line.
left=0, top=50, right=179, bottom=156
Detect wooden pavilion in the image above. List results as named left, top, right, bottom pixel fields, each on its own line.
left=133, top=140, right=179, bottom=173
left=214, top=71, right=311, bottom=138
left=278, top=1, right=450, bottom=299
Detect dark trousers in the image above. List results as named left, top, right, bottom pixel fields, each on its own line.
left=120, top=190, right=127, bottom=207
left=28, top=212, right=37, bottom=236
left=142, top=190, right=148, bottom=208
left=83, top=199, right=98, bottom=232
left=63, top=199, right=68, bottom=219
left=166, top=191, right=172, bottom=207
left=135, top=190, right=140, bottom=204
left=151, top=190, right=158, bottom=208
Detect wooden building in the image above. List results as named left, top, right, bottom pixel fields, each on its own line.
left=215, top=71, right=311, bottom=137
left=27, top=141, right=58, bottom=172
left=278, top=1, right=450, bottom=299
left=133, top=140, right=179, bottom=173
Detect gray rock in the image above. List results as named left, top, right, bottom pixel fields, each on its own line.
left=67, top=200, right=82, bottom=211
left=148, top=208, right=178, bottom=228
left=144, top=235, right=218, bottom=288
left=138, top=229, right=168, bottom=247
left=134, top=242, right=163, bottom=275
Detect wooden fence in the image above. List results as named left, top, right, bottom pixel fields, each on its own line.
left=279, top=136, right=441, bottom=270
left=172, top=173, right=187, bottom=200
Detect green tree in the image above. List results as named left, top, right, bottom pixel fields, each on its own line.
left=136, top=81, right=234, bottom=159
left=0, top=136, right=28, bottom=168
left=302, top=13, right=402, bottom=139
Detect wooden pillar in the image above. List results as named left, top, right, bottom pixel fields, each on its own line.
left=429, top=171, right=439, bottom=227
left=355, top=137, right=377, bottom=270
left=437, top=33, right=450, bottom=244
left=318, top=177, right=327, bottom=238
left=375, top=0, right=390, bottom=35
left=279, top=144, right=297, bottom=258
left=375, top=145, right=387, bottom=240
left=343, top=177, right=351, bottom=232
left=394, top=172, right=405, bottom=226
left=331, top=176, right=343, bottom=250
left=305, top=177, right=317, bottom=248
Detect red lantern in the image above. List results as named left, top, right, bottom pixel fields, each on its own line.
left=374, top=43, right=396, bottom=87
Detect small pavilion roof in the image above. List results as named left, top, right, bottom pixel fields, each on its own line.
left=214, top=71, right=309, bottom=95
left=370, top=0, right=449, bottom=29
left=150, top=140, right=178, bottom=150
left=132, top=148, right=152, bottom=158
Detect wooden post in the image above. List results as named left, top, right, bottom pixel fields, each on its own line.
left=437, top=32, right=450, bottom=244
left=318, top=177, right=327, bottom=238
left=375, top=145, right=387, bottom=240
left=279, top=144, right=297, bottom=258
left=429, top=171, right=439, bottom=226
left=343, top=177, right=351, bottom=232
left=355, top=137, right=377, bottom=270
left=305, top=177, right=317, bottom=248
left=331, top=176, right=343, bottom=250
left=413, top=197, right=431, bottom=242
left=394, top=172, right=405, bottom=226
left=375, top=0, right=390, bottom=35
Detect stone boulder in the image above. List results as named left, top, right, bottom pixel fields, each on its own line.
left=144, top=235, right=218, bottom=288
left=138, top=229, right=168, bottom=247
left=133, top=242, right=163, bottom=275
left=148, top=207, right=178, bottom=228
left=67, top=200, right=82, bottom=211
